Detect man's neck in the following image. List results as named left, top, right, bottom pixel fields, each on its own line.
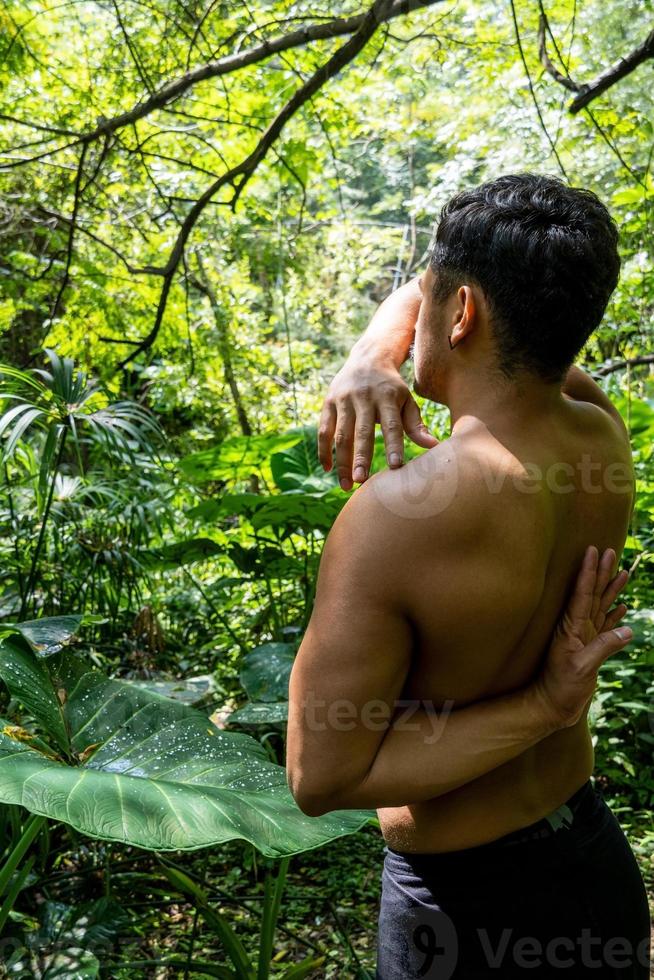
left=445, top=369, right=563, bottom=433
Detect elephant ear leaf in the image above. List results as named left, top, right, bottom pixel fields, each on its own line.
left=0, top=636, right=70, bottom=755
left=0, top=661, right=372, bottom=856
left=240, top=643, right=295, bottom=702
left=0, top=615, right=82, bottom=657
left=229, top=702, right=289, bottom=725
left=270, top=426, right=338, bottom=492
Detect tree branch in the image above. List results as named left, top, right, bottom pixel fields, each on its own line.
left=78, top=0, right=438, bottom=146
left=111, top=0, right=154, bottom=95
left=593, top=354, right=654, bottom=377
left=541, top=19, right=654, bottom=114
left=0, top=111, right=78, bottom=137
left=188, top=258, right=253, bottom=437
left=50, top=142, right=88, bottom=320
left=537, top=12, right=580, bottom=93
left=117, top=0, right=442, bottom=368
left=508, top=0, right=568, bottom=178
left=35, top=206, right=160, bottom=276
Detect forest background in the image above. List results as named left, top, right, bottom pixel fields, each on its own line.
left=0, top=1, right=652, bottom=977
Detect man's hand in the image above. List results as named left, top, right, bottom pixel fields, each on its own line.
left=318, top=356, right=438, bottom=491
left=530, top=546, right=632, bottom=730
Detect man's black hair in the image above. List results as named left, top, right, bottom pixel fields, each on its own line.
left=429, top=173, right=620, bottom=382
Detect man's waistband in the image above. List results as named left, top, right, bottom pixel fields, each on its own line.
left=384, top=780, right=599, bottom=864
left=490, top=779, right=596, bottom=848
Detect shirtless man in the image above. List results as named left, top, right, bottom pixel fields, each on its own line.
left=286, top=175, right=650, bottom=977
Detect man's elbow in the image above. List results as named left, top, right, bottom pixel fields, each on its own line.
left=286, top=768, right=354, bottom=817
left=293, top=791, right=335, bottom=818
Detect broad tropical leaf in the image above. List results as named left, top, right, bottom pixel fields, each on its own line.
left=126, top=674, right=217, bottom=706
left=13, top=897, right=130, bottom=979
left=190, top=491, right=345, bottom=533
left=270, top=427, right=339, bottom=493
left=179, top=433, right=303, bottom=484
left=0, top=638, right=70, bottom=753
left=227, top=543, right=303, bottom=580
left=137, top=537, right=222, bottom=570
left=0, top=649, right=372, bottom=855
left=0, top=616, right=83, bottom=657
left=240, top=643, right=295, bottom=702
left=229, top=702, right=289, bottom=725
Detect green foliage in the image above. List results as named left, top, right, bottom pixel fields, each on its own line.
left=0, top=0, right=652, bottom=973
left=240, top=643, right=295, bottom=702
left=14, top=898, right=129, bottom=979
left=179, top=434, right=306, bottom=485
left=0, top=626, right=372, bottom=855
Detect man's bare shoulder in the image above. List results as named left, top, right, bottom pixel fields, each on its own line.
left=333, top=441, right=485, bottom=546
left=563, top=393, right=631, bottom=453
left=317, top=444, right=479, bottom=611
left=562, top=365, right=630, bottom=444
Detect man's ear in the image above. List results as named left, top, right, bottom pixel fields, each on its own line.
left=449, top=286, right=476, bottom=347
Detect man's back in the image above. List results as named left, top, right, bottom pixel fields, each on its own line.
left=365, top=394, right=633, bottom=852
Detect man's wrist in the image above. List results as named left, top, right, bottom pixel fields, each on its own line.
left=350, top=335, right=408, bottom=372
left=519, top=684, right=565, bottom=739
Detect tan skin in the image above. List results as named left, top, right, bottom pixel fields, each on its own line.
left=286, top=269, right=634, bottom=852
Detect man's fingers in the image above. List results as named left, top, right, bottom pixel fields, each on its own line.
left=582, top=626, right=632, bottom=670
left=591, top=548, right=615, bottom=620
left=352, top=404, right=376, bottom=484
left=334, top=400, right=356, bottom=490
left=402, top=395, right=439, bottom=450
left=599, top=569, right=629, bottom=615
left=593, top=568, right=629, bottom=631
left=564, top=545, right=599, bottom=627
left=378, top=397, right=405, bottom=468
left=601, top=603, right=628, bottom=633
left=318, top=401, right=337, bottom=473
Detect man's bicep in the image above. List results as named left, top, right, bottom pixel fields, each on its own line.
left=286, top=498, right=414, bottom=811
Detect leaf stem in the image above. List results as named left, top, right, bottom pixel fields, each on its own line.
left=0, top=811, right=46, bottom=900
left=257, top=857, right=290, bottom=980
left=21, top=425, right=68, bottom=618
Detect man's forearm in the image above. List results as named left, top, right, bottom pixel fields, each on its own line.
left=351, top=277, right=421, bottom=369
left=317, top=687, right=556, bottom=813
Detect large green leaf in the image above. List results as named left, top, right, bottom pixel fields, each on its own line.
left=179, top=433, right=303, bottom=484
left=0, top=616, right=82, bottom=657
left=613, top=395, right=654, bottom=440
left=0, top=652, right=372, bottom=855
left=190, top=491, right=345, bottom=533
left=270, top=427, right=338, bottom=493
left=0, top=637, right=70, bottom=753
left=37, top=948, right=99, bottom=979
left=240, top=643, right=295, bottom=702
left=14, top=898, right=129, bottom=979
left=626, top=609, right=654, bottom=655
left=126, top=674, right=217, bottom=706
left=229, top=702, right=289, bottom=726
left=227, top=543, right=304, bottom=580
left=137, top=537, right=222, bottom=569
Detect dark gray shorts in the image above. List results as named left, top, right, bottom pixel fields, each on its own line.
left=376, top=781, right=651, bottom=979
